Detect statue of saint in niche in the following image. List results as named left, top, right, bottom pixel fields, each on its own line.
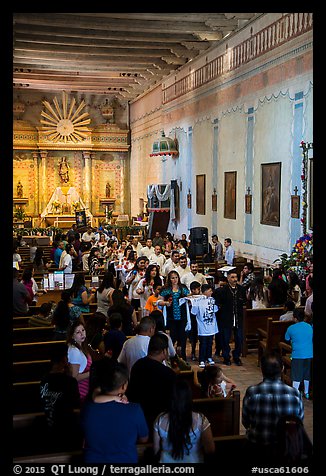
left=106, top=182, right=111, bottom=198
left=58, top=156, right=70, bottom=183
left=17, top=180, right=23, bottom=198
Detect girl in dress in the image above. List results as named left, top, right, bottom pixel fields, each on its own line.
left=196, top=364, right=236, bottom=398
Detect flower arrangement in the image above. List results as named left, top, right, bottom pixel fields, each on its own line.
left=291, top=233, right=313, bottom=268
left=71, top=200, right=80, bottom=212
left=52, top=200, right=61, bottom=212
left=273, top=233, right=313, bottom=276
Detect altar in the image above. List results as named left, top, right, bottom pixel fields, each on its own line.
left=41, top=186, right=93, bottom=228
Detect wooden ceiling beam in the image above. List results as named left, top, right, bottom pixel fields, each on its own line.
left=14, top=13, right=224, bottom=34
left=14, top=42, right=187, bottom=59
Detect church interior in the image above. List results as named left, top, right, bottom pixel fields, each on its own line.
left=13, top=12, right=313, bottom=267
left=11, top=12, right=315, bottom=470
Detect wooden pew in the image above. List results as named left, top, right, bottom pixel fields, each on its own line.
left=13, top=360, right=51, bottom=383
left=192, top=390, right=240, bottom=437
left=13, top=340, right=66, bottom=362
left=13, top=435, right=247, bottom=463
left=176, top=369, right=203, bottom=399
left=257, top=318, right=293, bottom=366
left=279, top=341, right=292, bottom=386
left=242, top=307, right=289, bottom=357
left=13, top=316, right=33, bottom=328
left=13, top=381, right=43, bottom=413
left=13, top=326, right=56, bottom=343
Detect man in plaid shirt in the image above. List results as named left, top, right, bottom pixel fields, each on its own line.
left=242, top=350, right=304, bottom=463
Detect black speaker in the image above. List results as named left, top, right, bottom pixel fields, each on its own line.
left=189, top=227, right=209, bottom=257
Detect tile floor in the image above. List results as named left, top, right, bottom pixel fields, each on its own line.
left=186, top=346, right=313, bottom=443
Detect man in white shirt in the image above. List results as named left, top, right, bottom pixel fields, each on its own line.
left=162, top=250, right=180, bottom=277
left=175, top=255, right=191, bottom=279
left=138, top=239, right=155, bottom=258
left=131, top=236, right=143, bottom=256
left=181, top=261, right=207, bottom=290
left=224, top=238, right=235, bottom=266
left=117, top=316, right=156, bottom=375
left=149, top=245, right=166, bottom=270
left=81, top=226, right=96, bottom=243
left=61, top=244, right=75, bottom=273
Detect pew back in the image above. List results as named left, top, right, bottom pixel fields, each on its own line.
left=243, top=307, right=289, bottom=356
left=192, top=390, right=240, bottom=436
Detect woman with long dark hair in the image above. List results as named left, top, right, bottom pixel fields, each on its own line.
left=52, top=289, right=83, bottom=337
left=267, top=268, right=289, bottom=307
left=96, top=271, right=116, bottom=316
left=136, top=264, right=163, bottom=316
left=247, top=276, right=269, bottom=309
left=67, top=319, right=92, bottom=403
left=70, top=273, right=96, bottom=313
left=88, top=247, right=102, bottom=276
left=286, top=270, right=302, bottom=308
left=153, top=379, right=214, bottom=463
left=125, top=256, right=147, bottom=311
left=107, top=289, right=138, bottom=336
left=159, top=270, right=189, bottom=360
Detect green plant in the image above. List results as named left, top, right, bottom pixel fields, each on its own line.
left=13, top=208, right=26, bottom=220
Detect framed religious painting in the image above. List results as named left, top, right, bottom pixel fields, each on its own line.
left=291, top=195, right=300, bottom=219
left=187, top=189, right=192, bottom=209
left=212, top=189, right=217, bottom=211
left=245, top=194, right=252, bottom=214
left=196, top=174, right=206, bottom=215
left=261, top=162, right=281, bottom=226
left=224, top=171, right=237, bottom=219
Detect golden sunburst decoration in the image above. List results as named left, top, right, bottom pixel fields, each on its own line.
left=40, top=91, right=91, bottom=143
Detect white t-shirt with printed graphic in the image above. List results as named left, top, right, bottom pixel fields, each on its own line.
left=190, top=296, right=219, bottom=336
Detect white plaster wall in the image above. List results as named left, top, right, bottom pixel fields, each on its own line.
left=216, top=110, right=247, bottom=241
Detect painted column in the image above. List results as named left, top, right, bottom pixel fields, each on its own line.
left=83, top=151, right=92, bottom=212
left=212, top=120, right=218, bottom=235
left=290, top=92, right=304, bottom=246
left=32, top=151, right=39, bottom=217
left=119, top=154, right=125, bottom=215
left=39, top=150, right=48, bottom=213
left=244, top=107, right=254, bottom=244
left=187, top=126, right=193, bottom=231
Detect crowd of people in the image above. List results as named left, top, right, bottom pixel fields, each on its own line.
left=12, top=227, right=314, bottom=465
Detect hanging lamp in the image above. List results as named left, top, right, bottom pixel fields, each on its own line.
left=150, top=130, right=179, bottom=158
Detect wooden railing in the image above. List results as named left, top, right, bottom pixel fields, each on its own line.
left=163, top=13, right=312, bottom=104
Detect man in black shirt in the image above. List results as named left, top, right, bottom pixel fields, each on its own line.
left=40, top=343, right=82, bottom=449
left=127, top=333, right=176, bottom=438
left=213, top=270, right=247, bottom=366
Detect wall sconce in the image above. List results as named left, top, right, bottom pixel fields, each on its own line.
left=212, top=188, right=217, bottom=211
left=187, top=189, right=192, bottom=209
left=245, top=186, right=252, bottom=214
left=150, top=130, right=179, bottom=159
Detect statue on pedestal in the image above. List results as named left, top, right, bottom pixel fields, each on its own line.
left=106, top=182, right=111, bottom=198
left=17, top=180, right=23, bottom=198
left=58, top=156, right=70, bottom=183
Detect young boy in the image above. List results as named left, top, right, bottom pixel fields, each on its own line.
left=144, top=283, right=164, bottom=315
left=188, top=281, right=201, bottom=361
left=190, top=284, right=219, bottom=368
